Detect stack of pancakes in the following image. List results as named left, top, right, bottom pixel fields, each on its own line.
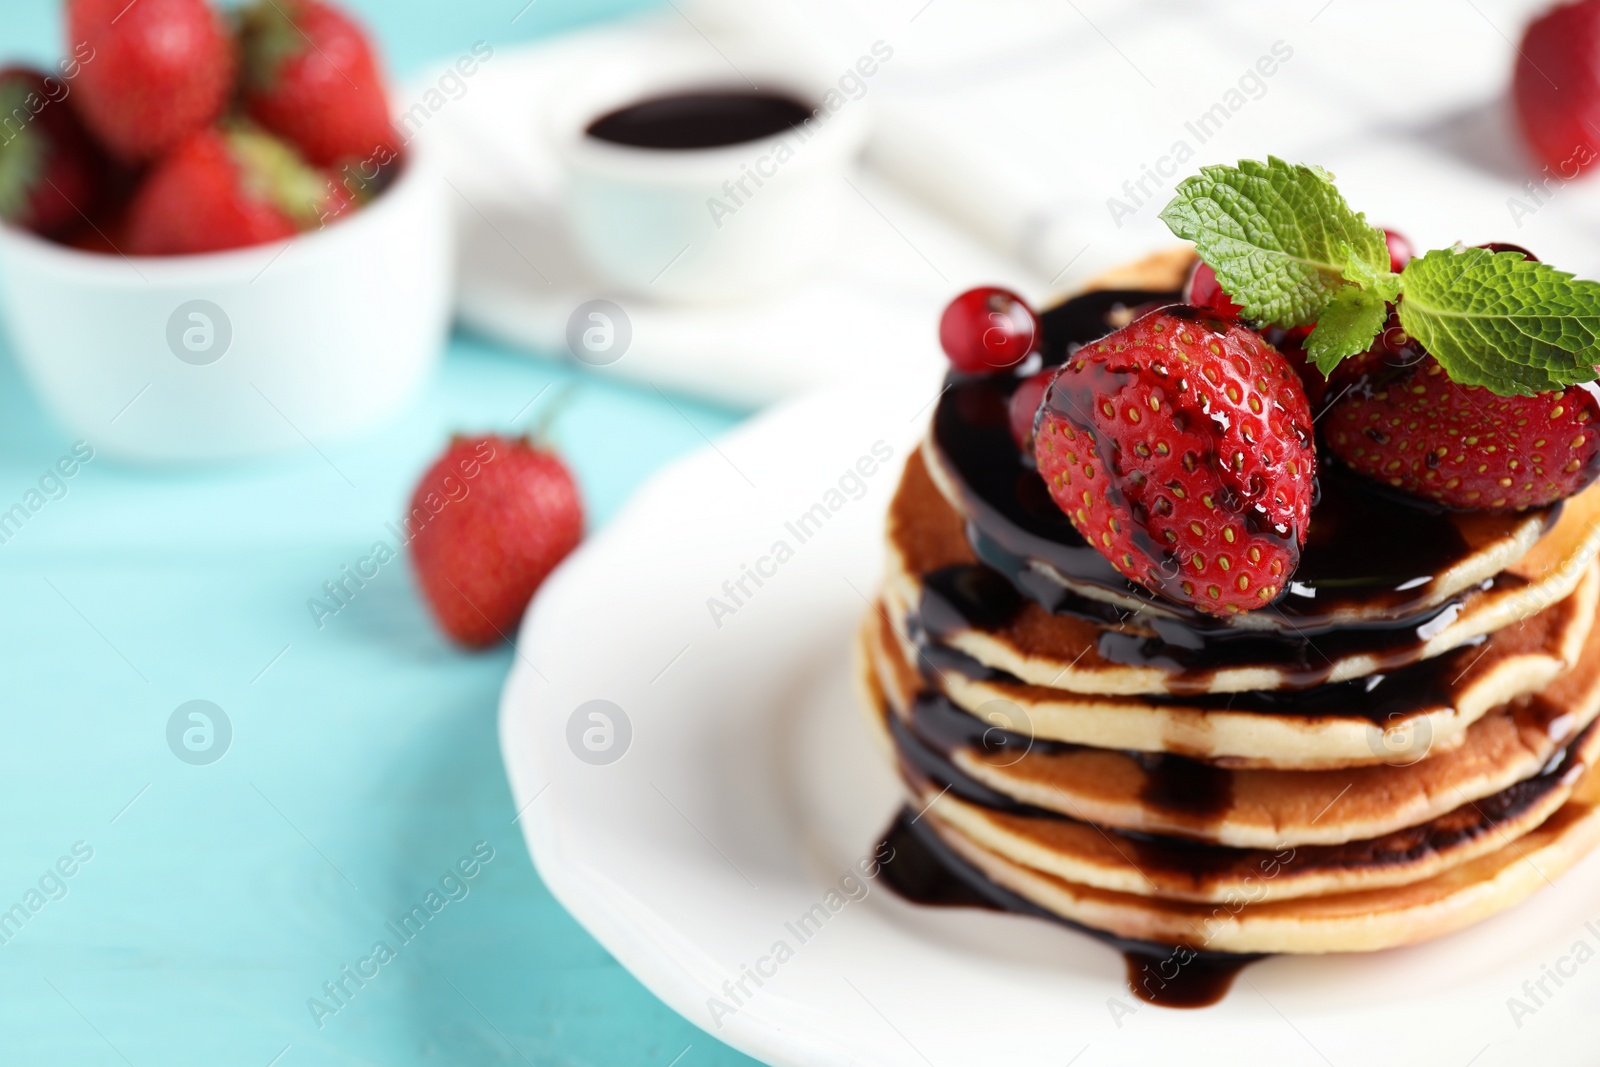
left=858, top=250, right=1600, bottom=957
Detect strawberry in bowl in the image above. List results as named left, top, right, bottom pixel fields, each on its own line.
left=0, top=0, right=448, bottom=462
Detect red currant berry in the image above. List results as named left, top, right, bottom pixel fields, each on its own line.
left=1478, top=242, right=1539, bottom=261
left=1008, top=370, right=1052, bottom=452
left=1383, top=228, right=1413, bottom=272
left=939, top=287, right=1040, bottom=372
left=1182, top=261, right=1244, bottom=318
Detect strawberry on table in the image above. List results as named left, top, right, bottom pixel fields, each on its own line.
left=125, top=126, right=347, bottom=255
left=408, top=436, right=584, bottom=649
left=0, top=66, right=104, bottom=236
left=1033, top=308, right=1316, bottom=616
left=66, top=0, right=235, bottom=163
left=238, top=0, right=397, bottom=168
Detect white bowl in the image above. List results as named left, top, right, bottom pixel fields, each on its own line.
left=0, top=139, right=453, bottom=464
left=549, top=53, right=871, bottom=303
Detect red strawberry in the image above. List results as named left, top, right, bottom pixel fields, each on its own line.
left=1183, top=260, right=1244, bottom=319
left=0, top=67, right=105, bottom=236
left=125, top=127, right=346, bottom=255
left=1284, top=308, right=1426, bottom=410
left=67, top=0, right=234, bottom=163
left=408, top=436, right=584, bottom=648
left=1513, top=0, right=1600, bottom=175
left=1033, top=308, right=1316, bottom=616
left=1325, top=358, right=1600, bottom=511
left=1008, top=369, right=1052, bottom=451
left=238, top=0, right=397, bottom=168
left=1262, top=327, right=1328, bottom=408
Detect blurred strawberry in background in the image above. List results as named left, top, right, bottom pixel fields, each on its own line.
left=0, top=0, right=395, bottom=255
left=238, top=0, right=398, bottom=169
left=66, top=0, right=235, bottom=163
left=125, top=126, right=356, bottom=255
left=1514, top=0, right=1600, bottom=175
left=0, top=65, right=105, bottom=237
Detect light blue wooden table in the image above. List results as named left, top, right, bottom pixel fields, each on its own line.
left=0, top=2, right=763, bottom=1062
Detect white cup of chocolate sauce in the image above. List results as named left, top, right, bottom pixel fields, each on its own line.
left=550, top=54, right=871, bottom=302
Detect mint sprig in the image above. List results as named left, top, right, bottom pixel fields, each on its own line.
left=1398, top=248, right=1600, bottom=394
left=1158, top=157, right=1600, bottom=397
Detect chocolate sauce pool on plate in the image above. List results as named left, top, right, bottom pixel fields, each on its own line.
left=877, top=721, right=1597, bottom=1008
left=586, top=90, right=813, bottom=149
left=877, top=810, right=1257, bottom=1007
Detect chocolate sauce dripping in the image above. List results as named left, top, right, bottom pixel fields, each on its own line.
left=877, top=810, right=1259, bottom=1008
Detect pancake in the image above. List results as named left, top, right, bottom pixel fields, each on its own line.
left=1070, top=246, right=1196, bottom=295
left=885, top=446, right=1600, bottom=697
left=856, top=624, right=1600, bottom=951
left=915, top=769, right=1600, bottom=955
left=863, top=600, right=1600, bottom=844
left=904, top=731, right=1597, bottom=904
left=878, top=563, right=1599, bottom=768
left=859, top=627, right=1600, bottom=903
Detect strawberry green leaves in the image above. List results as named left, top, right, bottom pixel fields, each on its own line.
left=0, top=81, right=44, bottom=223
left=1398, top=247, right=1600, bottom=396
left=1159, top=158, right=1600, bottom=396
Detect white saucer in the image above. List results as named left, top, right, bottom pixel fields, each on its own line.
left=415, top=15, right=1038, bottom=408
left=499, top=375, right=1600, bottom=1066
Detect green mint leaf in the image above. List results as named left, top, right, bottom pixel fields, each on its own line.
left=1344, top=250, right=1403, bottom=305
left=1158, top=157, right=1394, bottom=342
left=1306, top=285, right=1389, bottom=373
left=1396, top=247, right=1600, bottom=396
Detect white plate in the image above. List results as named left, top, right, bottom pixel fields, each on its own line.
left=499, top=376, right=1600, bottom=1066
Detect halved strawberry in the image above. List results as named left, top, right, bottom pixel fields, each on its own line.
left=1034, top=307, right=1316, bottom=616
left=1325, top=358, right=1600, bottom=511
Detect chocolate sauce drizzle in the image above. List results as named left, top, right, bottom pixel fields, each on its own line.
left=914, top=571, right=1491, bottom=724
left=923, top=286, right=1559, bottom=692
left=877, top=810, right=1257, bottom=1007
left=877, top=715, right=1596, bottom=1008
left=893, top=688, right=1594, bottom=876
